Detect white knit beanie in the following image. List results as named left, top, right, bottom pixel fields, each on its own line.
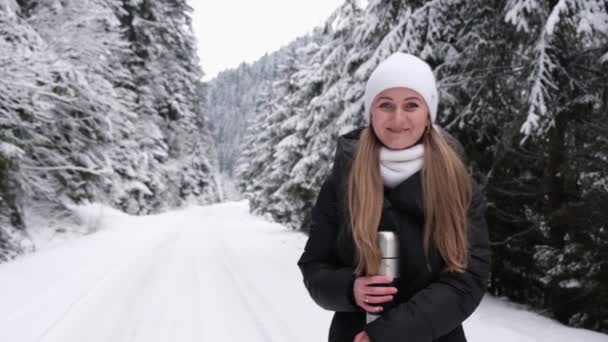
left=363, top=52, right=439, bottom=126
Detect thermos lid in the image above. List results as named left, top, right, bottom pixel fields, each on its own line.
left=377, top=231, right=399, bottom=258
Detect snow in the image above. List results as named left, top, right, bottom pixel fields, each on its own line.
left=1, top=200, right=607, bottom=342
left=559, top=279, right=581, bottom=289
left=0, top=142, right=24, bottom=159
left=545, top=0, right=567, bottom=36
left=504, top=0, right=541, bottom=33
left=520, top=35, right=558, bottom=137
left=1, top=0, right=19, bottom=17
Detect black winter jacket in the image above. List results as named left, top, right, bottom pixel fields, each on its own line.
left=297, top=127, right=491, bottom=342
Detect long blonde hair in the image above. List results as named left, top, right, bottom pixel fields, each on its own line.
left=347, top=126, right=472, bottom=275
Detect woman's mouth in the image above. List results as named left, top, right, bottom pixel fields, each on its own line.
left=387, top=128, right=408, bottom=133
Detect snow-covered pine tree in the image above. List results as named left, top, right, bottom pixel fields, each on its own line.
left=260, top=33, right=332, bottom=226
left=1, top=0, right=132, bottom=259
left=117, top=0, right=219, bottom=211
left=235, top=80, right=276, bottom=201
left=207, top=53, right=282, bottom=197
left=234, top=82, right=273, bottom=196
left=20, top=0, right=141, bottom=210
left=408, top=0, right=608, bottom=332
left=0, top=3, right=43, bottom=261
left=245, top=40, right=306, bottom=216
left=1, top=0, right=220, bottom=261
left=276, top=0, right=365, bottom=230
left=498, top=0, right=608, bottom=331
left=505, top=0, right=608, bottom=137
left=236, top=0, right=409, bottom=228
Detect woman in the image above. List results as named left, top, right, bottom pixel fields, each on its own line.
left=297, top=52, right=491, bottom=342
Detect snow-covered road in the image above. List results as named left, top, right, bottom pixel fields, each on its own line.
left=0, top=201, right=606, bottom=342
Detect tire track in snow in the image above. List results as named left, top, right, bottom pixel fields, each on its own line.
left=215, top=228, right=302, bottom=342
left=38, top=229, right=182, bottom=342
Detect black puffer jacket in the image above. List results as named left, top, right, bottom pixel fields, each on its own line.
left=297, top=127, right=491, bottom=342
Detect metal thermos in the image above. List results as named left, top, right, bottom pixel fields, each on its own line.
left=366, top=231, right=400, bottom=324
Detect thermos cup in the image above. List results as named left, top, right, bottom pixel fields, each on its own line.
left=366, top=231, right=400, bottom=323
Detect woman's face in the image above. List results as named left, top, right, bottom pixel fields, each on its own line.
left=370, top=87, right=430, bottom=150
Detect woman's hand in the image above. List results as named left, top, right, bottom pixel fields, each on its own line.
left=353, top=275, right=398, bottom=313
left=354, top=331, right=371, bottom=342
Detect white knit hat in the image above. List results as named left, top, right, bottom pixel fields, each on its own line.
left=363, top=52, right=439, bottom=126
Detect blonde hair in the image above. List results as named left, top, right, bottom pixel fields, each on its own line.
left=347, top=126, right=472, bottom=275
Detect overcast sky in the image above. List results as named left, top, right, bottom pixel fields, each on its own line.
left=189, top=1, right=344, bottom=81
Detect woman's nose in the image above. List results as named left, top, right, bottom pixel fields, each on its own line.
left=394, top=107, right=408, bottom=124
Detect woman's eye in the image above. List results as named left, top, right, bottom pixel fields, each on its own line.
left=379, top=102, right=395, bottom=109
left=404, top=102, right=419, bottom=109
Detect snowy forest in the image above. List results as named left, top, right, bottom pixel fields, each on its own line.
left=2, top=0, right=608, bottom=337
left=207, top=0, right=608, bottom=334
left=0, top=0, right=220, bottom=260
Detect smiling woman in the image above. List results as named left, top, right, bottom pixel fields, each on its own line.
left=370, top=88, right=430, bottom=150
left=297, top=52, right=491, bottom=342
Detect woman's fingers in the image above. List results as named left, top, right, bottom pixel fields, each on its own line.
left=353, top=276, right=398, bottom=312
left=366, top=285, right=398, bottom=296
left=364, top=294, right=394, bottom=304
left=363, top=275, right=393, bottom=285
left=354, top=331, right=370, bottom=342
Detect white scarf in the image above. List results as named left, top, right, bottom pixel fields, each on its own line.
left=379, top=144, right=424, bottom=188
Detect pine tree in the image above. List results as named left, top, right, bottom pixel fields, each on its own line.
left=21, top=0, right=140, bottom=207
left=496, top=0, right=608, bottom=330
left=1, top=1, right=129, bottom=259
left=0, top=0, right=220, bottom=261
left=235, top=80, right=276, bottom=203
left=116, top=0, right=219, bottom=211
